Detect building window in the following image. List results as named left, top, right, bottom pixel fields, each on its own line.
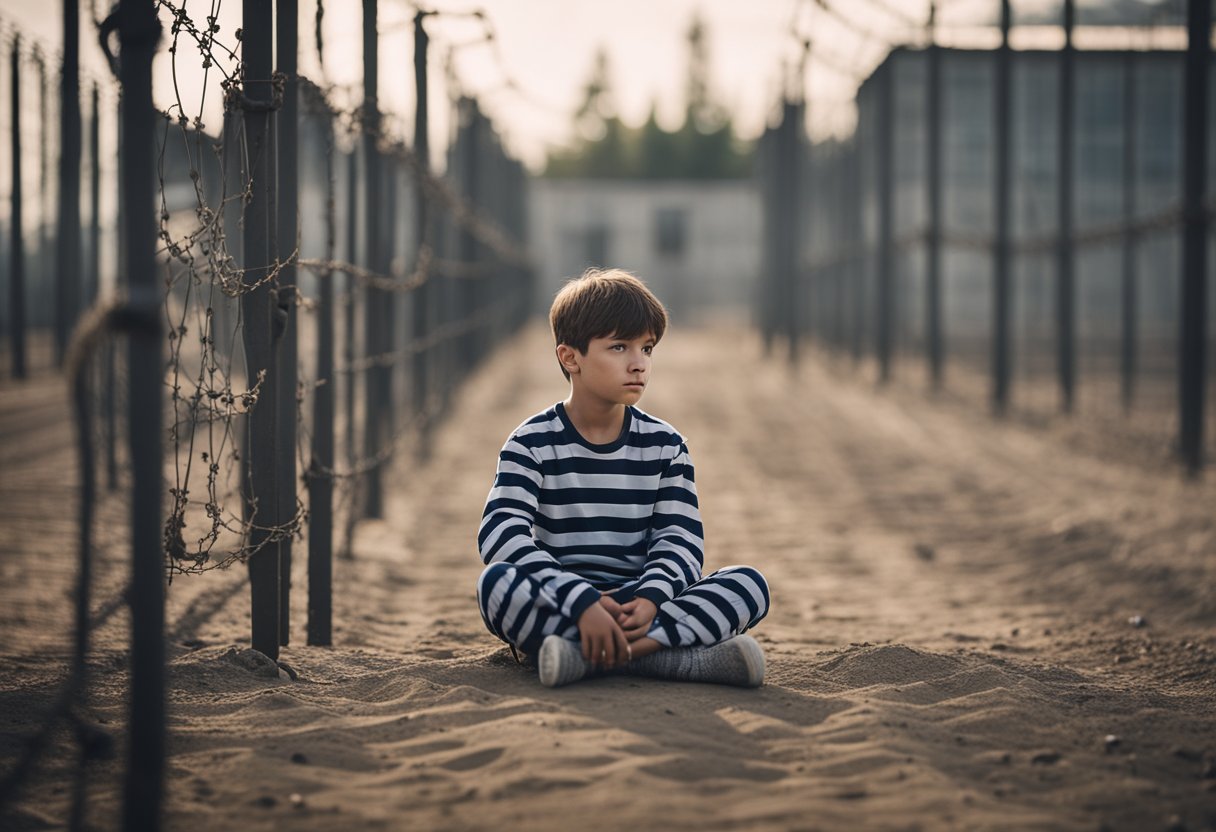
left=654, top=208, right=687, bottom=259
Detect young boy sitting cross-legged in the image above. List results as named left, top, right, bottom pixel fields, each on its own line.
left=475, top=267, right=770, bottom=688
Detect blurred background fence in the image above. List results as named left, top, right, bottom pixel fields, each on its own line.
left=0, top=1, right=531, bottom=827
left=758, top=0, right=1214, bottom=477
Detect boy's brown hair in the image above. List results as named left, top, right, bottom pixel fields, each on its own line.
left=550, top=268, right=669, bottom=380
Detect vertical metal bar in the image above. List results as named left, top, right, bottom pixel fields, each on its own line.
left=759, top=130, right=774, bottom=356
left=926, top=6, right=943, bottom=389
left=118, top=1, right=165, bottom=828
left=361, top=0, right=383, bottom=517
left=308, top=116, right=335, bottom=647
left=1120, top=54, right=1138, bottom=414
left=877, top=62, right=894, bottom=383
left=56, top=0, right=82, bottom=367
left=412, top=10, right=432, bottom=444
left=10, top=39, right=27, bottom=379
left=107, top=93, right=124, bottom=492
left=344, top=148, right=357, bottom=488
left=275, top=0, right=299, bottom=646
left=784, top=101, right=802, bottom=366
left=851, top=135, right=864, bottom=364
left=36, top=51, right=49, bottom=361
left=993, top=1, right=1013, bottom=414
left=241, top=0, right=281, bottom=660
left=1057, top=0, right=1076, bottom=412
left=459, top=99, right=478, bottom=376
left=88, top=84, right=100, bottom=309
left=67, top=325, right=95, bottom=832
left=1180, top=0, right=1209, bottom=476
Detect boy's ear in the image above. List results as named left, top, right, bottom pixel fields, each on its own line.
left=556, top=344, right=581, bottom=375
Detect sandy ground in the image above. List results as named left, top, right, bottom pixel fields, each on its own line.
left=2, top=322, right=1216, bottom=831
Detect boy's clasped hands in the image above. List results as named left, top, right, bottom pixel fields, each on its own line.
left=577, top=595, right=657, bottom=670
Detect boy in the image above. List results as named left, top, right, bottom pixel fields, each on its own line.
left=476, top=268, right=770, bottom=688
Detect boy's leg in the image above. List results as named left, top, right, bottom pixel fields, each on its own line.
left=476, top=562, right=579, bottom=657
left=646, top=565, right=770, bottom=649
left=619, top=566, right=770, bottom=688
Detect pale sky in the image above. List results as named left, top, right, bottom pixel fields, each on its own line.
left=0, top=0, right=1189, bottom=170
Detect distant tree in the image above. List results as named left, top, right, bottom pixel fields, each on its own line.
left=544, top=15, right=752, bottom=180
left=638, top=104, right=680, bottom=178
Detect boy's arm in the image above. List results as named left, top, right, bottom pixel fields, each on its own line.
left=477, top=438, right=600, bottom=622
left=632, top=442, right=705, bottom=608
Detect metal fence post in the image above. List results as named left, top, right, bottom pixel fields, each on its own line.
left=35, top=50, right=49, bottom=353
left=412, top=9, right=432, bottom=449
left=275, top=0, right=299, bottom=646
left=344, top=147, right=357, bottom=516
left=1057, top=0, right=1076, bottom=413
left=1120, top=53, right=1138, bottom=414
left=88, top=83, right=101, bottom=309
left=118, top=0, right=165, bottom=828
left=361, top=0, right=384, bottom=517
left=1180, top=0, right=1209, bottom=476
left=877, top=63, right=894, bottom=383
left=308, top=116, right=335, bottom=647
left=10, top=38, right=27, bottom=380
left=55, top=0, right=82, bottom=367
left=992, top=0, right=1013, bottom=414
left=241, top=0, right=282, bottom=660
left=926, top=8, right=943, bottom=389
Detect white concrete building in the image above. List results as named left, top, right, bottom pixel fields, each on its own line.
left=529, top=179, right=761, bottom=324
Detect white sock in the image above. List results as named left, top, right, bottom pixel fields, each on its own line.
left=626, top=635, right=765, bottom=688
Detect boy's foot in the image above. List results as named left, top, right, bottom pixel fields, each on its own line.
left=626, top=635, right=765, bottom=688
left=537, top=635, right=594, bottom=688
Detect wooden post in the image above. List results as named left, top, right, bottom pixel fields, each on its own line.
left=118, top=0, right=165, bottom=828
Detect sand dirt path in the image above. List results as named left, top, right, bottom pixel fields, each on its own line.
left=2, top=323, right=1215, bottom=831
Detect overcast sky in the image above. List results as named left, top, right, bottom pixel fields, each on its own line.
left=0, top=0, right=1189, bottom=170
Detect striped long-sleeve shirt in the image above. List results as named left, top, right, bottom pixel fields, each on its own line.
left=477, top=402, right=705, bottom=623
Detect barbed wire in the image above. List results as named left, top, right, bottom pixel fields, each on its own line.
left=77, top=0, right=532, bottom=580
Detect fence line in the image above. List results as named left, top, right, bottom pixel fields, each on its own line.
left=759, top=10, right=1213, bottom=476
left=0, top=2, right=536, bottom=828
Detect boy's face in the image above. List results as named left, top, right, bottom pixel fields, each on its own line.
left=560, top=332, right=655, bottom=407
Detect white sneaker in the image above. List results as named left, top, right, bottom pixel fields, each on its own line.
left=537, top=635, right=593, bottom=688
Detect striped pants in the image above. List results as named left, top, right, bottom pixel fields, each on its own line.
left=476, top=563, right=770, bottom=657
